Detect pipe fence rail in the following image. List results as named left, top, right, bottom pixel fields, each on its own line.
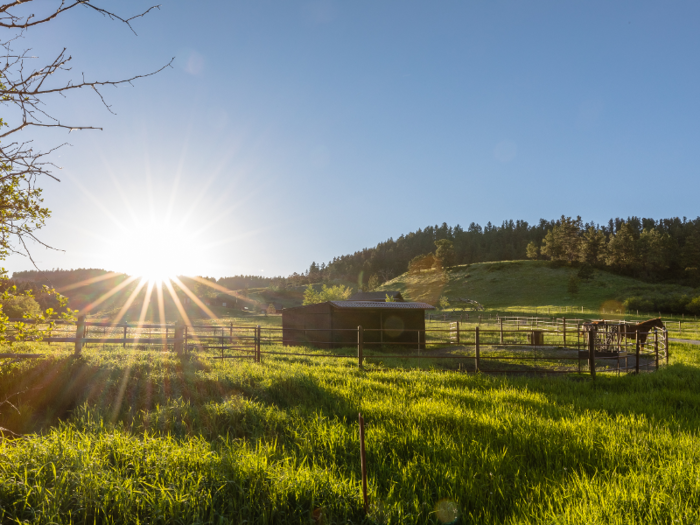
left=3, top=316, right=670, bottom=377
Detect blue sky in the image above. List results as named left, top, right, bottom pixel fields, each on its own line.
left=6, top=0, right=700, bottom=278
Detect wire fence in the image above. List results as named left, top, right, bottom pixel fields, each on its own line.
left=2, top=316, right=670, bottom=377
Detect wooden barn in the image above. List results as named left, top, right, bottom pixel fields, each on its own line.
left=282, top=300, right=435, bottom=349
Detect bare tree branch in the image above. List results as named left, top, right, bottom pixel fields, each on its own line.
left=0, top=1, right=161, bottom=36
left=0, top=1, right=171, bottom=265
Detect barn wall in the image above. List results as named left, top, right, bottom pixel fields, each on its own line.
left=331, top=308, right=427, bottom=350
left=282, top=303, right=333, bottom=348
left=283, top=303, right=429, bottom=350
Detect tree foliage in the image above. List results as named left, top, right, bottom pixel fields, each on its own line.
left=434, top=239, right=455, bottom=269
left=302, top=284, right=352, bottom=305
left=525, top=241, right=539, bottom=260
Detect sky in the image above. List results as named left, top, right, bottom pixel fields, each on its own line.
left=5, top=0, right=700, bottom=279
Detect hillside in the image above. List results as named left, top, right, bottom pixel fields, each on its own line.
left=378, top=260, right=697, bottom=314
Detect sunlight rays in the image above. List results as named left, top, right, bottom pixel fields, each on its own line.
left=80, top=275, right=140, bottom=315
left=111, top=278, right=149, bottom=327
left=170, top=276, right=218, bottom=319
left=186, top=275, right=256, bottom=306
left=57, top=272, right=125, bottom=293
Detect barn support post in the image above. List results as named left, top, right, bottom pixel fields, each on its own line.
left=588, top=328, right=596, bottom=379
left=499, top=318, right=504, bottom=344
left=654, top=329, right=659, bottom=370
left=635, top=329, right=640, bottom=374
left=380, top=312, right=384, bottom=347
left=357, top=325, right=364, bottom=369
left=74, top=315, right=85, bottom=356
left=475, top=326, right=480, bottom=372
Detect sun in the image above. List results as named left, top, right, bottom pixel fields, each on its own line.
left=105, top=217, right=202, bottom=281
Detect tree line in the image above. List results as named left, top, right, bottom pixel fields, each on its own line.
left=305, top=216, right=700, bottom=288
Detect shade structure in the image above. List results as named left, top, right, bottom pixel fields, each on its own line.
left=282, top=301, right=435, bottom=349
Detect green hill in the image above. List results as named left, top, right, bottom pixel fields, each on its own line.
left=379, top=260, right=697, bottom=315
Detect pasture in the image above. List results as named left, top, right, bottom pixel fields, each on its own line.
left=379, top=260, right=698, bottom=315
left=2, top=340, right=700, bottom=524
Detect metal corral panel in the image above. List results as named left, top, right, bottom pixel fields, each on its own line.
left=282, top=301, right=433, bottom=350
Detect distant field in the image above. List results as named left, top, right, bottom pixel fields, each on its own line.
left=2, top=340, right=700, bottom=523
left=379, top=260, right=697, bottom=316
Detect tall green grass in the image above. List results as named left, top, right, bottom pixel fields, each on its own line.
left=2, top=342, right=700, bottom=523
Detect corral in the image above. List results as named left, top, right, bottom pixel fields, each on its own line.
left=1, top=315, right=670, bottom=377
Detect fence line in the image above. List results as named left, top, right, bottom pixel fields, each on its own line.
left=3, top=316, right=670, bottom=377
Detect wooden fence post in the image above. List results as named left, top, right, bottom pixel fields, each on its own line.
left=665, top=329, right=669, bottom=365
left=358, top=325, right=364, bottom=369
left=122, top=324, right=127, bottom=348
left=588, top=328, right=596, bottom=379
left=74, top=315, right=85, bottom=355
left=173, top=321, right=184, bottom=354
left=499, top=318, right=504, bottom=344
left=635, top=329, right=640, bottom=374
left=257, top=325, right=261, bottom=363
left=475, top=326, right=480, bottom=372
left=456, top=321, right=460, bottom=345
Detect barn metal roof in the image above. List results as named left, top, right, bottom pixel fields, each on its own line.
left=329, top=301, right=435, bottom=310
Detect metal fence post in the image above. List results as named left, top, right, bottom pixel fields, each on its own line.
left=654, top=329, right=659, bottom=370
left=358, top=413, right=369, bottom=513
left=588, top=328, right=596, bottom=379
left=562, top=317, right=566, bottom=347
left=475, top=326, right=480, bottom=372
left=74, top=315, right=85, bottom=355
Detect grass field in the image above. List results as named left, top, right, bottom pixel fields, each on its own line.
left=2, top=339, right=700, bottom=524
left=378, top=260, right=698, bottom=315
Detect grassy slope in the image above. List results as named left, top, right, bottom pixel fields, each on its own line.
left=378, top=260, right=696, bottom=313
left=2, top=342, right=700, bottom=523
